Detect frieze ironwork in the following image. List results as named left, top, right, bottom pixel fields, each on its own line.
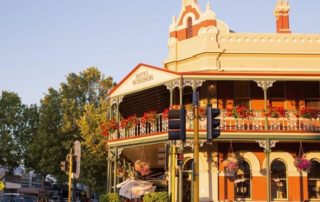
left=255, top=80, right=276, bottom=91
left=256, top=140, right=278, bottom=150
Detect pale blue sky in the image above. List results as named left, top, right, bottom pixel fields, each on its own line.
left=0, top=0, right=319, bottom=105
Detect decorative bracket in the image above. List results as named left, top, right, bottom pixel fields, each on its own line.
left=165, top=80, right=181, bottom=91
left=110, top=95, right=124, bottom=105
left=255, top=80, right=276, bottom=91
left=183, top=80, right=205, bottom=90
left=256, top=140, right=278, bottom=150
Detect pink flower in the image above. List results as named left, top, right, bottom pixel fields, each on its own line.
left=294, top=156, right=311, bottom=172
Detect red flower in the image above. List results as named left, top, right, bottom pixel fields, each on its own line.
left=227, top=105, right=250, bottom=119
left=142, top=111, right=157, bottom=123
left=121, top=115, right=139, bottom=129
left=299, top=107, right=320, bottom=119
left=199, top=107, right=206, bottom=116
left=100, top=122, right=109, bottom=137
left=162, top=108, right=169, bottom=120
left=268, top=106, right=285, bottom=118
left=100, top=119, right=119, bottom=136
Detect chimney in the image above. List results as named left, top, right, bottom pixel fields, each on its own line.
left=274, top=0, right=291, bottom=33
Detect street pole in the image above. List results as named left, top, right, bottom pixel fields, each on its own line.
left=265, top=139, right=271, bottom=202
left=171, top=141, right=176, bottom=202
left=193, top=103, right=199, bottom=202
left=68, top=149, right=73, bottom=202
left=178, top=165, right=183, bottom=202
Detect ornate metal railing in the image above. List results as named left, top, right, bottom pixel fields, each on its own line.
left=108, top=111, right=320, bottom=141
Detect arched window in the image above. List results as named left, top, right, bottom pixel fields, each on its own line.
left=308, top=159, right=320, bottom=199
left=182, top=158, right=193, bottom=202
left=271, top=159, right=287, bottom=200
left=235, top=160, right=251, bottom=199
left=186, top=17, right=193, bottom=38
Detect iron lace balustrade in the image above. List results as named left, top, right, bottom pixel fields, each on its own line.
left=108, top=110, right=320, bottom=141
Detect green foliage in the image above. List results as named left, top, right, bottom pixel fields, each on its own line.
left=143, top=192, right=169, bottom=202
left=99, top=193, right=120, bottom=202
left=0, top=91, right=39, bottom=171
left=23, top=88, right=69, bottom=184
left=25, top=67, right=115, bottom=190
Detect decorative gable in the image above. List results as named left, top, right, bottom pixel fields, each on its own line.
left=109, top=64, right=180, bottom=98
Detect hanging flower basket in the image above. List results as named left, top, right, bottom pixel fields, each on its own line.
left=294, top=155, right=311, bottom=172
left=134, top=160, right=150, bottom=177
left=223, top=153, right=239, bottom=175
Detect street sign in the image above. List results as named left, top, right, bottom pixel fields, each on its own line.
left=73, top=141, right=81, bottom=179
left=0, top=181, right=5, bottom=191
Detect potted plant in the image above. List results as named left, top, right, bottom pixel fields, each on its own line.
left=227, top=105, right=251, bottom=119
left=294, top=155, right=311, bottom=172
left=134, top=160, right=151, bottom=177
left=162, top=108, right=169, bottom=120
left=100, top=119, right=119, bottom=136
left=141, top=111, right=157, bottom=124
left=121, top=115, right=139, bottom=129
left=299, top=107, right=320, bottom=119
left=223, top=153, right=239, bottom=175
left=267, top=106, right=285, bottom=118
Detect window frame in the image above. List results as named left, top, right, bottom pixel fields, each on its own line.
left=308, top=159, right=320, bottom=200
left=234, top=159, right=252, bottom=200
left=271, top=159, right=288, bottom=200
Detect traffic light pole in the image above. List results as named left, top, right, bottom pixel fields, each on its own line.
left=171, top=141, right=176, bottom=202
left=193, top=104, right=200, bottom=202
left=68, top=149, right=73, bottom=202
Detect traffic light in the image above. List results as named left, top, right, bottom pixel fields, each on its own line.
left=206, top=103, right=220, bottom=142
left=72, top=155, right=77, bottom=173
left=177, top=153, right=184, bottom=166
left=60, top=161, right=67, bottom=172
left=168, top=108, right=186, bottom=142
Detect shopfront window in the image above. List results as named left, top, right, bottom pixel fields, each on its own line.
left=235, top=160, right=251, bottom=199
left=308, top=160, right=320, bottom=199
left=271, top=159, right=287, bottom=200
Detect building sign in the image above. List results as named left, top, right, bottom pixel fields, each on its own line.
left=132, top=71, right=154, bottom=86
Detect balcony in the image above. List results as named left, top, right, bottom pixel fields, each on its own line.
left=107, top=110, right=320, bottom=141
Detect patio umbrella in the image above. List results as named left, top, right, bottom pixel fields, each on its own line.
left=117, top=179, right=156, bottom=199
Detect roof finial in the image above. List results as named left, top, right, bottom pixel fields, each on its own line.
left=182, top=0, right=198, bottom=7
left=206, top=2, right=211, bottom=11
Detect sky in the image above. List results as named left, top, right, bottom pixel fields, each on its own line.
left=0, top=0, right=319, bottom=105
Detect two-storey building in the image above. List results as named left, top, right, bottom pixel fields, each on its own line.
left=105, top=1, right=320, bottom=201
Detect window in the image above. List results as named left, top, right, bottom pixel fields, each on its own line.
left=186, top=17, right=193, bottom=38
left=234, top=81, right=250, bottom=107
left=269, top=81, right=285, bottom=107
left=305, top=81, right=320, bottom=107
left=271, top=160, right=287, bottom=199
left=308, top=160, right=320, bottom=199
left=235, top=160, right=251, bottom=199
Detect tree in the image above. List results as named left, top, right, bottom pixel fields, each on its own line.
left=26, top=67, right=115, bottom=189
left=25, top=88, right=66, bottom=180
left=77, top=100, right=110, bottom=193
left=0, top=91, right=39, bottom=171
